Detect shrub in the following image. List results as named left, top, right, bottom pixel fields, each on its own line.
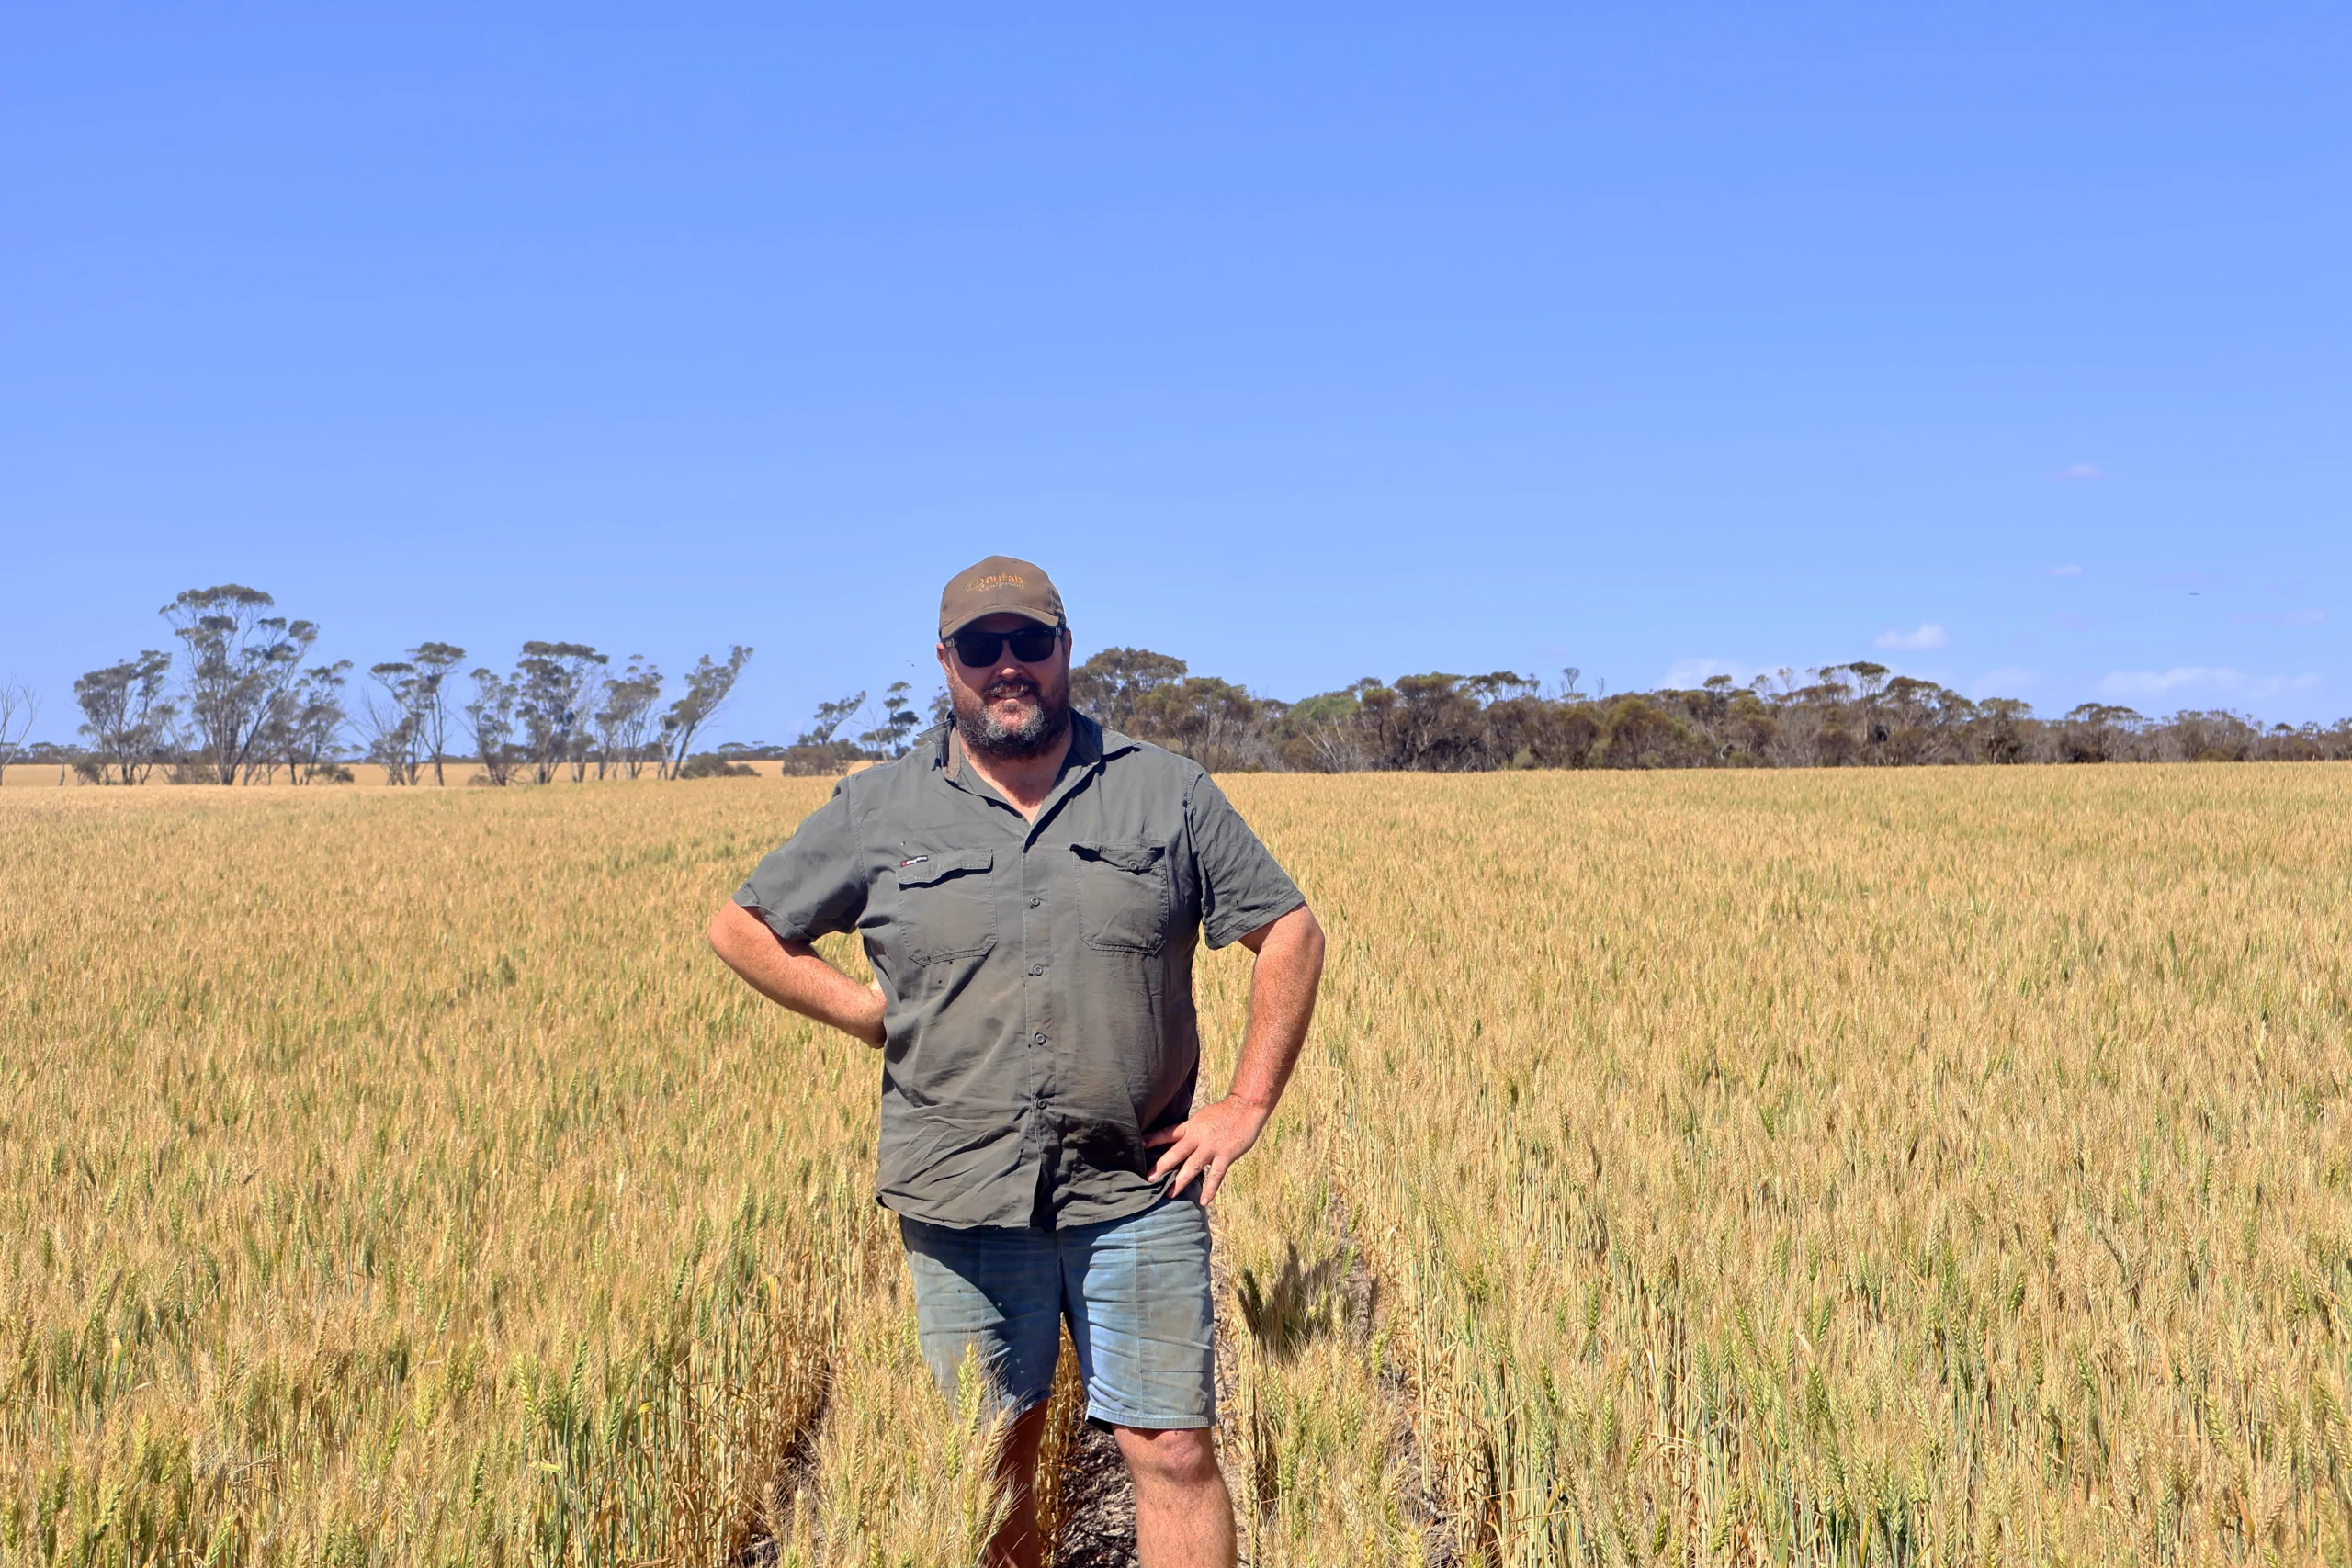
left=678, top=751, right=759, bottom=779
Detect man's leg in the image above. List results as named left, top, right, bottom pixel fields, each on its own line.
left=1062, top=1198, right=1228, bottom=1566
left=1114, top=1423, right=1236, bottom=1568
left=985, top=1401, right=1054, bottom=1568
left=899, top=1216, right=1065, bottom=1568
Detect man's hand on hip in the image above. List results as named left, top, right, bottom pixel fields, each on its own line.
left=1144, top=1095, right=1272, bottom=1205
left=1142, top=904, right=1324, bottom=1205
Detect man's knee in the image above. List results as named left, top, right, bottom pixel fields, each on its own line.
left=1000, top=1400, right=1052, bottom=1471
left=1114, top=1424, right=1221, bottom=1490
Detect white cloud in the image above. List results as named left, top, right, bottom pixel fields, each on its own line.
left=1971, top=668, right=2039, bottom=698
left=2045, top=563, right=2084, bottom=577
left=1661, top=658, right=1766, bottom=690
left=2098, top=667, right=2241, bottom=699
left=2056, top=463, right=2106, bottom=481
left=2098, top=668, right=2324, bottom=705
left=1873, top=623, right=1949, bottom=651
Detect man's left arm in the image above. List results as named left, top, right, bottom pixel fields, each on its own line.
left=1145, top=902, right=1325, bottom=1203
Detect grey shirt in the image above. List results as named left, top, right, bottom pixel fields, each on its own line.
left=734, top=714, right=1306, bottom=1230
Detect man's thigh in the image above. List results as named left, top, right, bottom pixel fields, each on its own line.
left=899, top=1216, right=1065, bottom=1416
left=1063, top=1197, right=1216, bottom=1429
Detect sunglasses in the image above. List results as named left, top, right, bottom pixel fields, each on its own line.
left=951, top=622, right=1063, bottom=668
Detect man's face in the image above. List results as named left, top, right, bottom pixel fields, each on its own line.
left=937, top=612, right=1072, bottom=760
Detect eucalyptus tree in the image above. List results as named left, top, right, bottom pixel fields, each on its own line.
left=161, top=584, right=316, bottom=784
left=73, top=651, right=175, bottom=784
left=408, top=642, right=467, bottom=783
left=514, top=641, right=608, bottom=784
left=1069, top=647, right=1188, bottom=733
left=858, top=682, right=922, bottom=759
left=594, top=656, right=664, bottom=779
left=798, top=691, right=864, bottom=748
left=658, top=646, right=752, bottom=779
left=359, top=662, right=426, bottom=783
left=0, top=681, right=36, bottom=782
left=465, top=668, right=520, bottom=785
left=278, top=660, right=353, bottom=783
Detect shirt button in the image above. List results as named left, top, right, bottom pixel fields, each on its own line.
left=1033, top=1032, right=1047, bottom=1045
left=1027, top=896, right=1042, bottom=908
left=1029, top=964, right=1045, bottom=976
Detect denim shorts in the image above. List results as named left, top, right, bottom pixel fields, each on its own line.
left=899, top=1196, right=1216, bottom=1430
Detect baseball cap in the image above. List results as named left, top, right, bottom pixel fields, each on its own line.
left=938, top=555, right=1066, bottom=640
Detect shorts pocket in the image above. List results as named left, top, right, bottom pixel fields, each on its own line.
left=1072, top=840, right=1170, bottom=954
left=896, top=849, right=996, bottom=964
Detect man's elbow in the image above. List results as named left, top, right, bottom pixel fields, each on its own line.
left=1295, top=905, right=1326, bottom=964
left=1276, top=902, right=1326, bottom=967
left=707, top=900, right=753, bottom=963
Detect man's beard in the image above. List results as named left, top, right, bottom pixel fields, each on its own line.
left=953, top=673, right=1071, bottom=761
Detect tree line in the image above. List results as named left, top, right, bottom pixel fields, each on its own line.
left=8, top=596, right=2348, bottom=785
left=1049, top=652, right=2352, bottom=771
left=6, top=584, right=752, bottom=784
left=695, top=648, right=2352, bottom=774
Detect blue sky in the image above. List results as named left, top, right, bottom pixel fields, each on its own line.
left=4, top=4, right=2346, bottom=742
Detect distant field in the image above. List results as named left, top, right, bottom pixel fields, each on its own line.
left=0, top=761, right=825, bottom=788
left=4, top=768, right=2347, bottom=1565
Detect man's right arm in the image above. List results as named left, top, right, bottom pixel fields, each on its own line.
left=707, top=900, right=887, bottom=1047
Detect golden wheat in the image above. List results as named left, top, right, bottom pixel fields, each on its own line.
left=4, top=766, right=2347, bottom=1565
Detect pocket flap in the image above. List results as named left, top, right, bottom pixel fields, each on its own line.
left=896, top=849, right=994, bottom=886
left=1073, top=840, right=1164, bottom=874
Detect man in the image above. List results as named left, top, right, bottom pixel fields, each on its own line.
left=707, top=555, right=1324, bottom=1568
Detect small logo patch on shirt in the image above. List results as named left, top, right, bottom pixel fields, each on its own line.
left=899, top=855, right=930, bottom=868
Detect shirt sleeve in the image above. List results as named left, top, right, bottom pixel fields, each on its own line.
left=733, top=783, right=869, bottom=942
left=1186, top=771, right=1306, bottom=949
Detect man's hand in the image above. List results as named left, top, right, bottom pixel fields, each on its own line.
left=1144, top=903, right=1324, bottom=1205
left=1145, top=1096, right=1272, bottom=1204
left=708, top=899, right=888, bottom=1048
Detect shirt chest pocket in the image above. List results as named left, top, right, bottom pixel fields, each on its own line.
left=1071, top=841, right=1172, bottom=954
left=895, top=850, right=997, bottom=965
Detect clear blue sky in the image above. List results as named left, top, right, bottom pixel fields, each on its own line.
left=5, top=5, right=2346, bottom=743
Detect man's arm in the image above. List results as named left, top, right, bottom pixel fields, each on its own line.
left=707, top=900, right=887, bottom=1047
left=1145, top=901, right=1325, bottom=1203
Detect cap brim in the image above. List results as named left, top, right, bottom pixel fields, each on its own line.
left=939, top=608, right=1061, bottom=640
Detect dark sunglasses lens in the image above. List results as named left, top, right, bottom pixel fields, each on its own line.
left=955, top=626, right=1057, bottom=666
left=1007, top=626, right=1060, bottom=661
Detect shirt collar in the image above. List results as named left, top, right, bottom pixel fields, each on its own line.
left=928, top=710, right=1118, bottom=780
left=931, top=711, right=1127, bottom=839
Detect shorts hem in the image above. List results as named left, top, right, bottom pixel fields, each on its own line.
left=1083, top=1399, right=1216, bottom=1431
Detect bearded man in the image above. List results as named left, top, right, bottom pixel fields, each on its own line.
left=707, top=555, right=1325, bottom=1568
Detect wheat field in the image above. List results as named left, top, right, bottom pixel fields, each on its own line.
left=4, top=767, right=2348, bottom=1565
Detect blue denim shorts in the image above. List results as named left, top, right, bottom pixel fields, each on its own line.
left=899, top=1196, right=1216, bottom=1430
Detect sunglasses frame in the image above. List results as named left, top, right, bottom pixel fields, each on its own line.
left=949, top=622, right=1064, bottom=669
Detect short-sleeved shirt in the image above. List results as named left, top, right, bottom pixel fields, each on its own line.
left=734, top=714, right=1305, bottom=1230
